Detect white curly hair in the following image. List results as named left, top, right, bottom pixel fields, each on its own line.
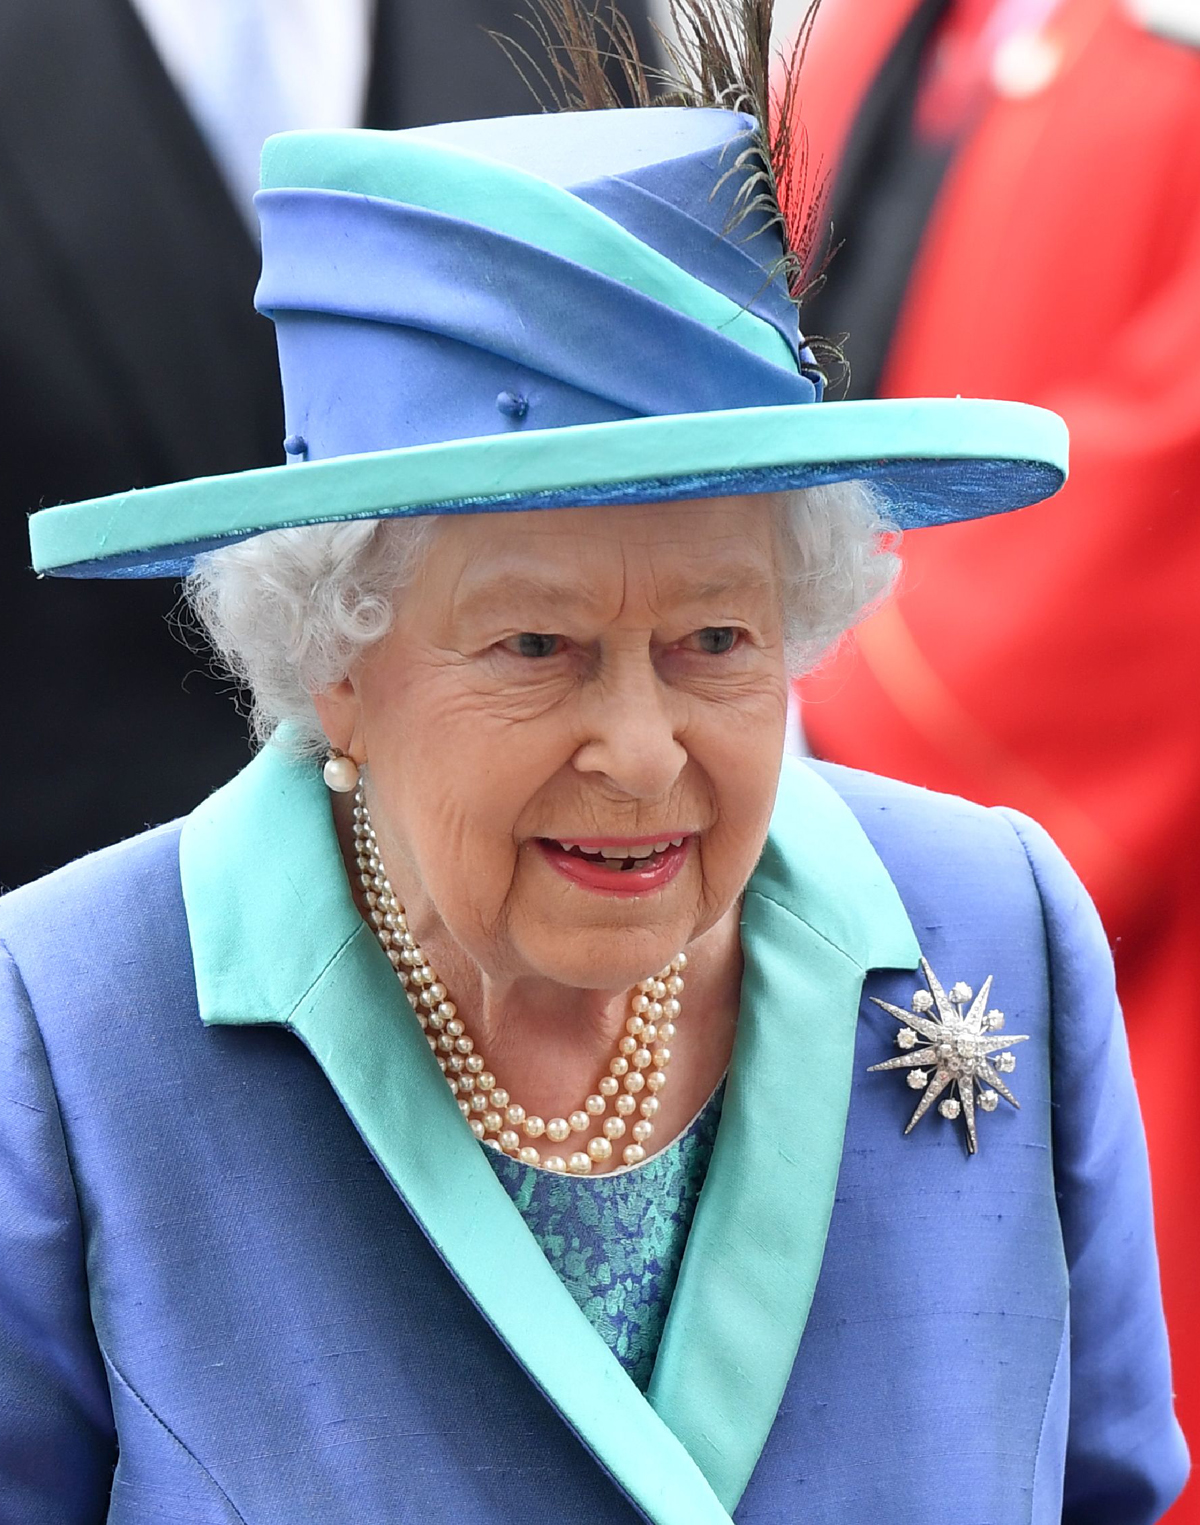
left=184, top=484, right=899, bottom=753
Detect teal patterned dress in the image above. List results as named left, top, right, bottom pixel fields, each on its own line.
left=483, top=1086, right=724, bottom=1392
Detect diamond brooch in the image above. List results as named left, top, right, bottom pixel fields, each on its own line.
left=868, top=958, right=1028, bottom=1154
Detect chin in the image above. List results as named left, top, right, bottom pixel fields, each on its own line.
left=518, top=923, right=690, bottom=993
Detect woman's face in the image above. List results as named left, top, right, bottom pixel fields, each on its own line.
left=317, top=495, right=789, bottom=991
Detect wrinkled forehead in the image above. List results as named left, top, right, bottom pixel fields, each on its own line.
left=427, top=497, right=784, bottom=616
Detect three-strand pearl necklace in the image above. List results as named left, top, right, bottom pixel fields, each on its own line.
left=352, top=783, right=685, bottom=1173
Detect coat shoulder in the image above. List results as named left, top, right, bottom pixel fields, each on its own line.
left=0, top=821, right=192, bottom=1041
left=804, top=758, right=1055, bottom=896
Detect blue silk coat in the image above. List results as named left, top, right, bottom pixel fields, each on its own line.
left=0, top=747, right=1187, bottom=1523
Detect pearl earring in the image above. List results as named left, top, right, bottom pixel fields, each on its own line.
left=322, top=751, right=360, bottom=793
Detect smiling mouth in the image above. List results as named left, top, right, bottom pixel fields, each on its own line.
left=542, top=837, right=688, bottom=873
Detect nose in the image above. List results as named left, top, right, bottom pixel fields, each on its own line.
left=571, top=648, right=687, bottom=801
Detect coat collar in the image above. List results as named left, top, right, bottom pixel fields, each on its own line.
left=180, top=742, right=918, bottom=1521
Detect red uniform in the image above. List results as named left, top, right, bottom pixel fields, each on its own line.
left=795, top=0, right=1200, bottom=1510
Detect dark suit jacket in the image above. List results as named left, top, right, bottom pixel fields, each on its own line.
left=0, top=0, right=654, bottom=889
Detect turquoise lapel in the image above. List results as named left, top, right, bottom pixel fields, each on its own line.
left=180, top=746, right=918, bottom=1523
left=180, top=743, right=733, bottom=1525
left=647, top=759, right=920, bottom=1510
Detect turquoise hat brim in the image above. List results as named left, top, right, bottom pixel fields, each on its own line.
left=29, top=397, right=1068, bottom=578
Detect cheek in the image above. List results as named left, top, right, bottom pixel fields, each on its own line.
left=359, top=662, right=575, bottom=928
left=694, top=685, right=788, bottom=894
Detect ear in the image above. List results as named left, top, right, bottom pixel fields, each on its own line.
left=311, top=678, right=367, bottom=765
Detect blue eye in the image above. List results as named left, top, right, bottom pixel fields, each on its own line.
left=507, top=632, right=561, bottom=658
left=695, top=627, right=738, bottom=654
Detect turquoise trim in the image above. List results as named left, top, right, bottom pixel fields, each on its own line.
left=178, top=746, right=920, bottom=1520
left=29, top=397, right=1069, bottom=577
left=259, top=132, right=794, bottom=372
left=647, top=759, right=920, bottom=1507
left=181, top=744, right=732, bottom=1525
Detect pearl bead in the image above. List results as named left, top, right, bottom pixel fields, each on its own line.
left=351, top=784, right=686, bottom=1181
left=322, top=754, right=360, bottom=792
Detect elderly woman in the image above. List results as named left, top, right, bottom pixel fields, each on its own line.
left=0, top=8, right=1188, bottom=1520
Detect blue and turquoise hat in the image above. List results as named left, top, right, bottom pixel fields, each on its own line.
left=28, top=106, right=1067, bottom=579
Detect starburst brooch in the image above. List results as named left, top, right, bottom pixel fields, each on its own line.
left=868, top=958, right=1028, bottom=1154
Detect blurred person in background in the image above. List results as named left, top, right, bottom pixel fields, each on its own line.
left=791, top=0, right=1200, bottom=1514
left=0, top=0, right=656, bottom=891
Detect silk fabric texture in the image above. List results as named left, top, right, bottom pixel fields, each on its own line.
left=0, top=747, right=1185, bottom=1521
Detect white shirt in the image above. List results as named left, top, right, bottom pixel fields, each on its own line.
left=128, top=0, right=374, bottom=228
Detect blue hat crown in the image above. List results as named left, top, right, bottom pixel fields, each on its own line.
left=255, top=108, right=824, bottom=465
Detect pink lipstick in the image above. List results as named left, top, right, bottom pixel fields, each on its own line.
left=536, top=835, right=692, bottom=897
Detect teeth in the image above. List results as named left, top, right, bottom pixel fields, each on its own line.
left=550, top=836, right=688, bottom=858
